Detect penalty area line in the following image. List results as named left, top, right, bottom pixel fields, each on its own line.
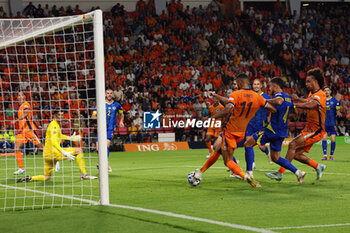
left=267, top=223, right=350, bottom=230
left=1, top=184, right=277, bottom=233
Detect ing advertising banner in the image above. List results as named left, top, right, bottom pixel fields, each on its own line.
left=124, top=142, right=189, bottom=152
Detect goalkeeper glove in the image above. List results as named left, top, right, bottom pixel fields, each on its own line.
left=61, top=150, right=75, bottom=161
left=67, top=132, right=82, bottom=142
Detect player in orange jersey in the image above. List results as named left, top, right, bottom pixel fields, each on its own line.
left=194, top=74, right=277, bottom=188
left=13, top=92, right=43, bottom=175
left=267, top=68, right=327, bottom=181
left=204, top=97, right=224, bottom=158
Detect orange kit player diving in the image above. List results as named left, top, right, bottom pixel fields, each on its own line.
left=13, top=92, right=43, bottom=175
left=205, top=97, right=224, bottom=158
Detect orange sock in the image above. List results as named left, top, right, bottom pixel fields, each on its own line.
left=278, top=167, right=286, bottom=174
left=15, top=152, right=24, bottom=169
left=308, top=159, right=318, bottom=169
left=205, top=141, right=212, bottom=153
left=226, top=160, right=246, bottom=178
left=201, top=151, right=220, bottom=173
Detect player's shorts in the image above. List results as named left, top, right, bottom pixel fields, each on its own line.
left=15, top=130, right=41, bottom=146
left=245, top=124, right=261, bottom=137
left=206, top=128, right=220, bottom=138
left=325, top=126, right=337, bottom=135
left=44, top=148, right=75, bottom=176
left=301, top=128, right=326, bottom=153
left=221, top=131, right=245, bottom=151
left=253, top=129, right=284, bottom=152
left=96, top=130, right=114, bottom=142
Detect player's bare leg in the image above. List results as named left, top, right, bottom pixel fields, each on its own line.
left=194, top=136, right=222, bottom=179
left=13, top=140, right=26, bottom=175
left=222, top=149, right=261, bottom=188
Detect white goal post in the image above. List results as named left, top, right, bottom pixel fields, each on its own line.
left=0, top=10, right=109, bottom=210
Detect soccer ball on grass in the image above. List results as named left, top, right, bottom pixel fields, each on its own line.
left=187, top=171, right=201, bottom=186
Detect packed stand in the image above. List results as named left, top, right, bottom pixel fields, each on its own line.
left=246, top=3, right=350, bottom=132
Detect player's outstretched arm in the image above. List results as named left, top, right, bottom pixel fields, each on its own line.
left=208, top=91, right=229, bottom=105
left=62, top=132, right=81, bottom=142
left=292, top=94, right=307, bottom=103
left=267, top=97, right=284, bottom=106
left=295, top=100, right=318, bottom=109
left=265, top=102, right=277, bottom=113
left=12, top=109, right=29, bottom=125
left=212, top=103, right=233, bottom=119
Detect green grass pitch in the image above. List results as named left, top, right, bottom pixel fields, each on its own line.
left=1, top=145, right=350, bottom=233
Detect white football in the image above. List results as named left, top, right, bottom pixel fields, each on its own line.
left=187, top=171, right=201, bottom=186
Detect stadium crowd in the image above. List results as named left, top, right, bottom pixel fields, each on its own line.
left=0, top=0, right=349, bottom=148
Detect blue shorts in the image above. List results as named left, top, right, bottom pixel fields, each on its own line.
left=246, top=124, right=261, bottom=137
left=253, top=129, right=284, bottom=152
left=325, top=126, right=337, bottom=135
left=235, top=125, right=262, bottom=148
left=96, top=130, right=114, bottom=142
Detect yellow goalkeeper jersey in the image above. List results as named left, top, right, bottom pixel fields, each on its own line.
left=43, top=120, right=68, bottom=159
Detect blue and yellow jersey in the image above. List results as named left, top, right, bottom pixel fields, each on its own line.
left=247, top=92, right=271, bottom=130
left=266, top=92, right=294, bottom=138
left=43, top=120, right=67, bottom=159
left=325, top=97, right=340, bottom=127
left=93, top=101, right=123, bottom=131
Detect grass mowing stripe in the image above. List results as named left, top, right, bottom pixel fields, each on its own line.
left=0, top=184, right=99, bottom=205
left=267, top=223, right=350, bottom=230
left=108, top=203, right=279, bottom=233
left=114, top=166, right=350, bottom=176
left=1, top=184, right=277, bottom=232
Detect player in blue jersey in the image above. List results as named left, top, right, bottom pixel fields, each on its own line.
left=236, top=79, right=271, bottom=178
left=92, top=88, right=124, bottom=172
left=245, top=77, right=306, bottom=183
left=322, top=86, right=340, bottom=160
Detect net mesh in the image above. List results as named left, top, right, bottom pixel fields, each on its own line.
left=0, top=14, right=100, bottom=211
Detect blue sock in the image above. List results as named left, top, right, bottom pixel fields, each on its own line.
left=107, top=147, right=110, bottom=158
left=276, top=157, right=297, bottom=173
left=330, top=141, right=336, bottom=156
left=232, top=155, right=237, bottom=164
left=245, top=147, right=254, bottom=171
left=322, top=140, right=327, bottom=156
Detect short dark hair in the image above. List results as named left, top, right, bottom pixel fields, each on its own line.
left=270, top=77, right=285, bottom=90
left=236, top=73, right=248, bottom=80
left=106, top=87, right=113, bottom=92
left=52, top=109, right=61, bottom=116
left=307, top=68, right=324, bottom=88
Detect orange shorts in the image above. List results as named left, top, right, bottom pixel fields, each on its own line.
left=301, top=128, right=326, bottom=153
left=221, top=131, right=245, bottom=151
left=16, top=130, right=41, bottom=146
left=206, top=128, right=220, bottom=138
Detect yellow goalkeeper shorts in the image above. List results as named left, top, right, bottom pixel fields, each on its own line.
left=44, top=148, right=75, bottom=176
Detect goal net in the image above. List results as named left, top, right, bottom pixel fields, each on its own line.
left=0, top=10, right=109, bottom=211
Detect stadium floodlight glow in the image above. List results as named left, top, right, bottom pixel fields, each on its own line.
left=0, top=10, right=109, bottom=211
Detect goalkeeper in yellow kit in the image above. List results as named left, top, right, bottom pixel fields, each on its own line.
left=17, top=110, right=97, bottom=182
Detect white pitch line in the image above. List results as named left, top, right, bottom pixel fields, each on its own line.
left=1, top=183, right=277, bottom=233
left=108, top=203, right=278, bottom=233
left=267, top=223, right=350, bottom=230
left=0, top=184, right=99, bottom=205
